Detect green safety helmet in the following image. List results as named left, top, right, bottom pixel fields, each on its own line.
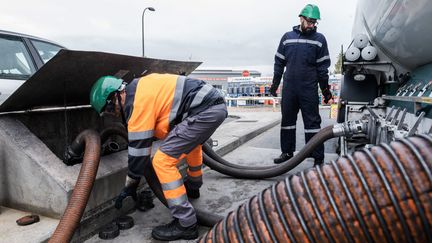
left=89, top=76, right=123, bottom=114
left=299, top=4, right=321, bottom=20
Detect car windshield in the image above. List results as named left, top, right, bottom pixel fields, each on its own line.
left=0, top=35, right=36, bottom=80
left=31, top=39, right=62, bottom=64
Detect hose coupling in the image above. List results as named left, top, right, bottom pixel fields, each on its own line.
left=333, top=120, right=368, bottom=137
left=63, top=146, right=83, bottom=166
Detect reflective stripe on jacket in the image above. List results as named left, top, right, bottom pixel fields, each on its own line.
left=125, top=73, right=221, bottom=177
left=274, top=25, right=330, bottom=88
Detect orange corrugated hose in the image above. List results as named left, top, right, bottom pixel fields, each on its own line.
left=49, top=129, right=101, bottom=243
left=199, top=134, right=432, bottom=243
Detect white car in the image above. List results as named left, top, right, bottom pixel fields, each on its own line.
left=0, top=30, right=65, bottom=104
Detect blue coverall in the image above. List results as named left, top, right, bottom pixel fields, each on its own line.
left=273, top=25, right=331, bottom=161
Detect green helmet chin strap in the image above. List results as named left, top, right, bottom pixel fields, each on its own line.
left=116, top=91, right=128, bottom=128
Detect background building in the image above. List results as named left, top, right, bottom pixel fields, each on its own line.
left=227, top=76, right=272, bottom=97
left=189, top=69, right=261, bottom=94
left=190, top=69, right=341, bottom=106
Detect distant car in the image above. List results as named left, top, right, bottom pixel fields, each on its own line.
left=0, top=30, right=65, bottom=103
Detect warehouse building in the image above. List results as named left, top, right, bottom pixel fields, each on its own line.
left=189, top=69, right=261, bottom=93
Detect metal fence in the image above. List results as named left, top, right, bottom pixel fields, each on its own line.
left=225, top=97, right=282, bottom=111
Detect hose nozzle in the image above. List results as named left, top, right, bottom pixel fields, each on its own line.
left=332, top=120, right=368, bottom=137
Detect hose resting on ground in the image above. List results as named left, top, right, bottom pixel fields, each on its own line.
left=203, top=142, right=275, bottom=170
left=202, top=125, right=335, bottom=179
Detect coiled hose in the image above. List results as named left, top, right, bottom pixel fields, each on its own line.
left=49, top=129, right=101, bottom=243
left=202, top=126, right=335, bottom=179
left=199, top=134, right=432, bottom=243
left=100, top=125, right=223, bottom=227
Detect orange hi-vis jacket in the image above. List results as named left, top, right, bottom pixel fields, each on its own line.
left=124, top=73, right=222, bottom=178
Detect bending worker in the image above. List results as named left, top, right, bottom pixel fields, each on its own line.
left=269, top=4, right=333, bottom=165
left=89, top=73, right=227, bottom=241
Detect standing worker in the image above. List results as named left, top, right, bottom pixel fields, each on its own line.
left=89, top=73, right=227, bottom=241
left=269, top=4, right=333, bottom=165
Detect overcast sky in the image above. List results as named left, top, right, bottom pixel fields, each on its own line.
left=1, top=0, right=358, bottom=76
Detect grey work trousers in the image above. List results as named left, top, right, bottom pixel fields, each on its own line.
left=159, top=103, right=227, bottom=226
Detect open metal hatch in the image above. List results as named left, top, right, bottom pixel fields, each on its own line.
left=0, top=49, right=201, bottom=112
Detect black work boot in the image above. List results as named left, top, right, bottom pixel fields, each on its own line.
left=184, top=181, right=200, bottom=199
left=151, top=218, right=198, bottom=241
left=274, top=153, right=293, bottom=164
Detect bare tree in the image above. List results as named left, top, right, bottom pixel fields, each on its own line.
left=334, top=50, right=343, bottom=74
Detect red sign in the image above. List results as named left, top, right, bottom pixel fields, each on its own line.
left=242, top=70, right=250, bottom=77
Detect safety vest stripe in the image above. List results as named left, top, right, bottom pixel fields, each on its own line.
left=275, top=52, right=285, bottom=60
left=129, top=139, right=152, bottom=151
left=316, top=55, right=330, bottom=63
left=188, top=165, right=202, bottom=172
left=305, top=128, right=321, bottom=133
left=128, top=146, right=151, bottom=157
left=128, top=130, right=154, bottom=141
left=161, top=179, right=184, bottom=191
left=169, top=76, right=186, bottom=123
left=281, top=125, right=296, bottom=130
left=283, top=39, right=323, bottom=47
left=190, top=84, right=213, bottom=108
left=167, top=194, right=188, bottom=207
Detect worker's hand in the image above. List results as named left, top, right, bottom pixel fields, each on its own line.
left=322, top=87, right=333, bottom=104
left=114, top=175, right=140, bottom=209
left=269, top=83, right=278, bottom=97
left=269, top=75, right=281, bottom=97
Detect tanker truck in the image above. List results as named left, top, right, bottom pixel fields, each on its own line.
left=338, top=0, right=432, bottom=153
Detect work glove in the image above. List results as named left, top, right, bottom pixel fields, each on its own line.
left=269, top=75, right=281, bottom=97
left=321, top=85, right=333, bottom=104
left=114, top=175, right=141, bottom=209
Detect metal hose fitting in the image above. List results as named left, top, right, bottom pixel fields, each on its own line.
left=202, top=121, right=369, bottom=179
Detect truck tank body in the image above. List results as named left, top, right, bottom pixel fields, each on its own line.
left=340, top=0, right=432, bottom=153
left=352, top=0, right=432, bottom=71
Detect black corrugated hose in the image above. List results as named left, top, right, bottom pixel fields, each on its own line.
left=202, top=125, right=335, bottom=179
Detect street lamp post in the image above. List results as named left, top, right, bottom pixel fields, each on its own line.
left=142, top=7, right=155, bottom=57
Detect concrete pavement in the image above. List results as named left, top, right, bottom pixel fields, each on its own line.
left=1, top=106, right=339, bottom=242
left=85, top=107, right=339, bottom=243
left=0, top=207, right=58, bottom=243
left=210, top=110, right=282, bottom=156
left=85, top=109, right=283, bottom=243
left=0, top=108, right=283, bottom=243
